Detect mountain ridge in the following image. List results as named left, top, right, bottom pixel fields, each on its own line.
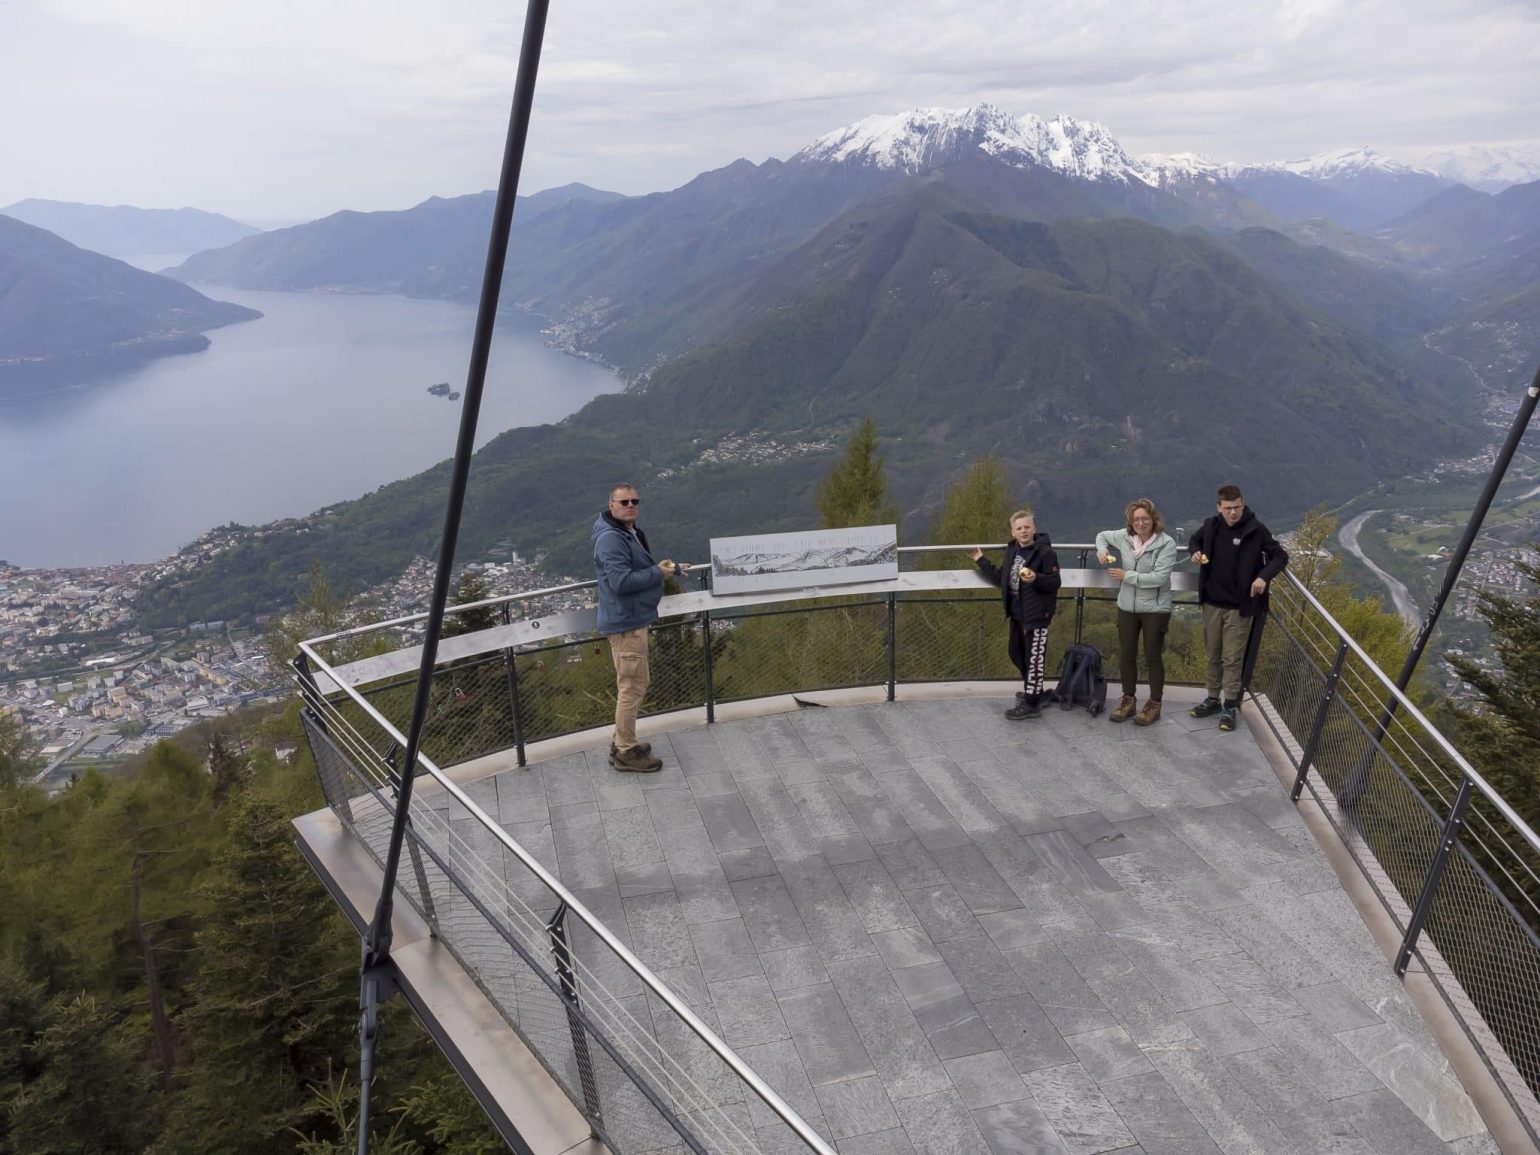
left=0, top=214, right=260, bottom=391
left=0, top=198, right=260, bottom=259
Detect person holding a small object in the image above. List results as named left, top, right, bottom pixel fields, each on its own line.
left=970, top=507, right=1061, bottom=720
left=592, top=483, right=689, bottom=772
left=1186, top=483, right=1288, bottom=733
left=1095, top=498, right=1178, bottom=726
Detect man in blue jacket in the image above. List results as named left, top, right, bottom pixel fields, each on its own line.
left=592, top=484, right=685, bottom=772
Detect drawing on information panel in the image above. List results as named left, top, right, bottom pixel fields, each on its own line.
left=710, top=524, right=898, bottom=595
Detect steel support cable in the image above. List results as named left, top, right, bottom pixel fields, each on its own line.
left=352, top=4, right=551, bottom=1152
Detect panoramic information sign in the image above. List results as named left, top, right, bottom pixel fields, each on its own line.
left=709, top=524, right=899, bottom=595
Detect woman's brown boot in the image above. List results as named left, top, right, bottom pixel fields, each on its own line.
left=1134, top=699, right=1162, bottom=726
left=1109, top=695, right=1137, bottom=722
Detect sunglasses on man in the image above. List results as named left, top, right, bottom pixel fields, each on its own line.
left=613, top=497, right=641, bottom=507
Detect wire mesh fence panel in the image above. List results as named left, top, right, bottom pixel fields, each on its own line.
left=644, top=619, right=708, bottom=718
left=1249, top=620, right=1333, bottom=754
left=512, top=622, right=709, bottom=748
left=709, top=601, right=888, bottom=702
left=515, top=637, right=620, bottom=746
left=1422, top=846, right=1540, bottom=1136
left=1252, top=584, right=1540, bottom=1133
left=894, top=595, right=1012, bottom=682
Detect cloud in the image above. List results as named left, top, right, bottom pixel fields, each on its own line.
left=3, top=0, right=1536, bottom=220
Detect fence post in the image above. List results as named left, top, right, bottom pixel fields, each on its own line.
left=1293, top=639, right=1348, bottom=800
left=886, top=591, right=897, bottom=702
left=1073, top=549, right=1089, bottom=645
left=697, top=568, right=716, bottom=724
left=547, top=903, right=603, bottom=1128
left=499, top=602, right=528, bottom=768
left=1395, top=777, right=1474, bottom=976
left=702, top=609, right=716, bottom=724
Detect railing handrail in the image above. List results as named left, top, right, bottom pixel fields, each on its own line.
left=1275, top=568, right=1540, bottom=856
left=303, top=541, right=1177, bottom=645
left=295, top=638, right=839, bottom=1155
left=303, top=551, right=1539, bottom=860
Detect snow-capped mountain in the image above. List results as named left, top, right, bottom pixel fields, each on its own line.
left=1270, top=146, right=1436, bottom=182
left=1416, top=145, right=1540, bottom=193
left=1137, top=152, right=1234, bottom=186
left=793, top=106, right=1474, bottom=231
left=796, top=104, right=1157, bottom=187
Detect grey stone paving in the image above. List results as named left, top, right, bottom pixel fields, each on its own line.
left=477, top=693, right=1491, bottom=1155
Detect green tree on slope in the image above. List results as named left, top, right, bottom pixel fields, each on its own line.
left=816, top=418, right=898, bottom=530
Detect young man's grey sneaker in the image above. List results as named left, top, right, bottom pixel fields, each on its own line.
left=1217, top=701, right=1239, bottom=732
left=1005, top=698, right=1041, bottom=720
left=1189, top=696, right=1223, bottom=718
left=610, top=745, right=663, bottom=773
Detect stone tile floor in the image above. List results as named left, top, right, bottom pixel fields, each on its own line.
left=446, top=689, right=1499, bottom=1155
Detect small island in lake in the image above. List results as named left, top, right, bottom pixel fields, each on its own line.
left=426, top=381, right=460, bottom=401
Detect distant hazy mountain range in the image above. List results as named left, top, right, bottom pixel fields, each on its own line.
left=137, top=105, right=1540, bottom=625
left=0, top=198, right=260, bottom=260
left=0, top=213, right=259, bottom=390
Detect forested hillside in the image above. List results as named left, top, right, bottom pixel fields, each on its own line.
left=0, top=705, right=501, bottom=1155
left=140, top=189, right=1482, bottom=628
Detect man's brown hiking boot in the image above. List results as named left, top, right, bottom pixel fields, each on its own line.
left=609, top=745, right=662, bottom=773
left=1133, top=700, right=1162, bottom=727
left=610, top=741, right=652, bottom=757
left=1109, top=695, right=1137, bottom=723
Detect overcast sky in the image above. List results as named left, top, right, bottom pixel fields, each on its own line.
left=3, top=0, right=1537, bottom=224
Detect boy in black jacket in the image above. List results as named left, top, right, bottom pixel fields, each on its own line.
left=1187, top=483, right=1289, bottom=732
left=970, top=507, right=1062, bottom=719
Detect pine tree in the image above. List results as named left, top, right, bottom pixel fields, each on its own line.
left=1446, top=554, right=1540, bottom=841
left=155, top=793, right=357, bottom=1154
left=816, top=418, right=898, bottom=530
left=923, top=456, right=1010, bottom=569
left=444, top=569, right=498, bottom=637
left=1, top=712, right=36, bottom=792
left=5, top=993, right=155, bottom=1155
left=207, top=729, right=249, bottom=807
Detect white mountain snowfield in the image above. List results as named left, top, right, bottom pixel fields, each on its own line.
left=792, top=102, right=1539, bottom=193
left=1416, top=144, right=1540, bottom=192
left=796, top=105, right=1159, bottom=187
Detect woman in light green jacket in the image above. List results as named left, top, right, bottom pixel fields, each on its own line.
left=1095, top=498, right=1177, bottom=726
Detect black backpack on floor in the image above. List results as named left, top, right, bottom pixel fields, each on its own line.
left=1053, top=643, right=1107, bottom=716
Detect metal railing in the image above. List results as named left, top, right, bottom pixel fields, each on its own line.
left=1248, top=574, right=1540, bottom=1140
left=296, top=547, right=1540, bottom=1149
left=296, top=545, right=1190, bottom=1154
left=303, top=546, right=1201, bottom=770
left=296, top=645, right=838, bottom=1155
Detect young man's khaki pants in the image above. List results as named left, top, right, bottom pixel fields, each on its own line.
left=608, top=627, right=650, bottom=751
left=1201, top=603, right=1248, bottom=700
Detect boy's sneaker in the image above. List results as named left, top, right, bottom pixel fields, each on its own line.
left=609, top=745, right=663, bottom=773
left=1189, top=696, right=1223, bottom=718
left=610, top=741, right=652, bottom=757
left=1005, top=697, right=1041, bottom=720
left=1218, top=701, right=1239, bottom=732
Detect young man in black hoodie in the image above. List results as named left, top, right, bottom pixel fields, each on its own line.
left=970, top=507, right=1062, bottom=719
left=1187, top=484, right=1289, bottom=732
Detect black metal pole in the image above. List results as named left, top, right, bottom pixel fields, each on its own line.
left=1390, top=369, right=1539, bottom=698
left=354, top=2, right=550, bottom=1148
left=1343, top=369, right=1539, bottom=806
